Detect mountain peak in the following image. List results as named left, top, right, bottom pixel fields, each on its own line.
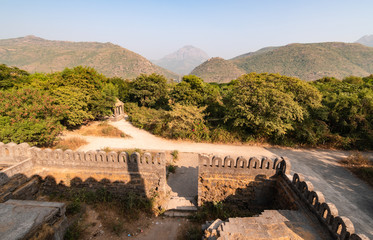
left=356, top=34, right=373, bottom=47
left=23, top=35, right=45, bottom=41
left=153, top=46, right=209, bottom=75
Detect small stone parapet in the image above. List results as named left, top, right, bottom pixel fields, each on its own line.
left=280, top=173, right=369, bottom=240
left=198, top=155, right=290, bottom=208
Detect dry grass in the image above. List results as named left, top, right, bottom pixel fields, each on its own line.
left=340, top=152, right=373, bottom=187
left=74, top=121, right=129, bottom=138
left=54, top=137, right=88, bottom=150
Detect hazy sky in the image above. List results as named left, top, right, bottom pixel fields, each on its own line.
left=1, top=0, right=373, bottom=59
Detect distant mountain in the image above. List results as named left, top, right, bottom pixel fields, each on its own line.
left=190, top=57, right=245, bottom=83
left=153, top=45, right=209, bottom=75
left=0, top=35, right=179, bottom=79
left=191, top=42, right=373, bottom=83
left=356, top=35, right=373, bottom=47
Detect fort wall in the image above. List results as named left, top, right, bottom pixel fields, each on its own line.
left=0, top=142, right=167, bottom=198
left=198, top=154, right=368, bottom=240
left=198, top=154, right=291, bottom=209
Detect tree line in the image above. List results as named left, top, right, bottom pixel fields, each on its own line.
left=0, top=64, right=372, bottom=149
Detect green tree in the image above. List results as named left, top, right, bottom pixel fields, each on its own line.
left=23, top=66, right=116, bottom=127
left=163, top=104, right=210, bottom=141
left=170, top=75, right=223, bottom=121
left=0, top=88, right=67, bottom=146
left=311, top=77, right=373, bottom=149
left=224, top=73, right=321, bottom=137
left=129, top=73, right=169, bottom=108
left=109, top=77, right=131, bottom=102
left=0, top=64, right=29, bottom=90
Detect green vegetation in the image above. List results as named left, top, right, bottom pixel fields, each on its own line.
left=51, top=188, right=155, bottom=220
left=0, top=62, right=371, bottom=150
left=171, top=150, right=179, bottom=161
left=116, top=72, right=372, bottom=150
left=224, top=73, right=321, bottom=137
left=191, top=42, right=373, bottom=82
left=0, top=65, right=116, bottom=146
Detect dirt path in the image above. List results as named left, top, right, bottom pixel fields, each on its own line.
left=69, top=119, right=373, bottom=238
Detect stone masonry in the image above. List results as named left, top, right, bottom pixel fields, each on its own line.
left=198, top=154, right=368, bottom=240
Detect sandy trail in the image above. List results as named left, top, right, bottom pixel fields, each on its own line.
left=70, top=119, right=373, bottom=238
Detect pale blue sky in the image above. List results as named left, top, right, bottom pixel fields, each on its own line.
left=1, top=0, right=373, bottom=59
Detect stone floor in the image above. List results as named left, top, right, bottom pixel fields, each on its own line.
left=204, top=210, right=333, bottom=240
left=0, top=200, right=67, bottom=240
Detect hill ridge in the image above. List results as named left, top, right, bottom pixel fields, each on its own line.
left=0, top=36, right=179, bottom=80
left=191, top=42, right=373, bottom=82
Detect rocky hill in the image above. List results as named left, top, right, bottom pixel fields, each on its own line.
left=153, top=45, right=209, bottom=75
left=356, top=35, right=373, bottom=47
left=191, top=42, right=373, bottom=82
left=190, top=57, right=245, bottom=83
left=0, top=35, right=179, bottom=80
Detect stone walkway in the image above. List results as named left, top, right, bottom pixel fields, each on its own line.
left=72, top=119, right=373, bottom=238
left=164, top=153, right=198, bottom=216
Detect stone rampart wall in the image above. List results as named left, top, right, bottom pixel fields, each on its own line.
left=0, top=142, right=167, bottom=196
left=0, top=158, right=34, bottom=186
left=198, top=155, right=290, bottom=207
left=280, top=173, right=368, bottom=240
left=198, top=154, right=368, bottom=239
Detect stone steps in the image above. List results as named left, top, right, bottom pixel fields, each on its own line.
left=163, top=196, right=197, bottom=217
left=204, top=210, right=328, bottom=240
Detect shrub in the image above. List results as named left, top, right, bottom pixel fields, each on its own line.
left=171, top=150, right=179, bottom=161
left=0, top=88, right=67, bottom=146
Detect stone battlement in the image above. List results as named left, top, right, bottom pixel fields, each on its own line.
left=278, top=173, right=367, bottom=240
left=0, top=142, right=167, bottom=197
left=199, top=154, right=290, bottom=176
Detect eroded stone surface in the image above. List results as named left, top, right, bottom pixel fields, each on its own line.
left=204, top=210, right=332, bottom=240
left=0, top=200, right=66, bottom=240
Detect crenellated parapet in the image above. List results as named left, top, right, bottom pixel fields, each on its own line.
left=281, top=173, right=368, bottom=240
left=0, top=142, right=32, bottom=161
left=0, top=142, right=165, bottom=173
left=199, top=154, right=291, bottom=178
left=0, top=142, right=167, bottom=194
left=29, top=148, right=165, bottom=172
left=198, top=154, right=291, bottom=207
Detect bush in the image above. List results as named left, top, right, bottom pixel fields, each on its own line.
left=0, top=88, right=67, bottom=146
left=210, top=127, right=242, bottom=143
left=171, top=150, right=179, bottom=160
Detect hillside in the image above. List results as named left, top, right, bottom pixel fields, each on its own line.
left=152, top=45, right=209, bottom=75
left=0, top=35, right=179, bottom=80
left=356, top=35, right=373, bottom=47
left=190, top=57, right=245, bottom=83
left=192, top=42, right=373, bottom=82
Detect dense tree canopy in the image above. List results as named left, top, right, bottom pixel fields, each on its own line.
left=129, top=73, right=168, bottom=108
left=0, top=88, right=67, bottom=146
left=0, top=63, right=371, bottom=150
left=0, top=64, right=29, bottom=90
left=0, top=65, right=117, bottom=146
left=310, top=76, right=373, bottom=149
left=224, top=73, right=321, bottom=137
